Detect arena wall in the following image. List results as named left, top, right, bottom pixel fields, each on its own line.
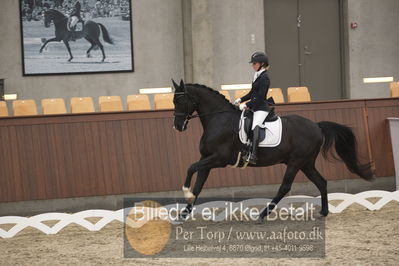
left=0, top=98, right=397, bottom=204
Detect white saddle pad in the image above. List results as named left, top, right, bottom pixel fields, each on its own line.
left=75, top=22, right=83, bottom=31
left=239, top=111, right=283, bottom=147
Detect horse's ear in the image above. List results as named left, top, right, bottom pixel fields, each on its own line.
left=172, top=79, right=179, bottom=91
left=180, top=79, right=185, bottom=90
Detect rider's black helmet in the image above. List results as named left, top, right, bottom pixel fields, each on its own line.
left=249, top=51, right=269, bottom=66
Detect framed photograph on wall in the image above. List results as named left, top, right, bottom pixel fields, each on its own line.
left=19, top=0, right=134, bottom=76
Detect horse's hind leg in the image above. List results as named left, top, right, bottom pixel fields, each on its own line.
left=94, top=40, right=106, bottom=62
left=63, top=40, right=73, bottom=62
left=85, top=37, right=96, bottom=58
left=301, top=163, right=329, bottom=216
left=258, top=163, right=299, bottom=223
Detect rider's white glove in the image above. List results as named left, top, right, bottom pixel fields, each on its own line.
left=234, top=98, right=242, bottom=105
left=239, top=103, right=247, bottom=111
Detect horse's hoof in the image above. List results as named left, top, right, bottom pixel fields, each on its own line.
left=87, top=53, right=91, bottom=58
left=68, top=58, right=73, bottom=62
left=180, top=208, right=191, bottom=221
left=39, top=50, right=42, bottom=54
left=256, top=217, right=264, bottom=224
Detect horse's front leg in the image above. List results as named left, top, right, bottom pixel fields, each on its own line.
left=180, top=154, right=221, bottom=220
left=39, top=37, right=58, bottom=53
left=181, top=169, right=211, bottom=219
left=63, top=40, right=73, bottom=62
left=182, top=154, right=219, bottom=203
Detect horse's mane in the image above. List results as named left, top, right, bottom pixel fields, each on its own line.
left=186, top=83, right=238, bottom=110
left=48, top=9, right=66, bottom=18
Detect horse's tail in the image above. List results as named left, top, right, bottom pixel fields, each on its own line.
left=317, top=121, right=374, bottom=181
left=98, top=23, right=114, bottom=44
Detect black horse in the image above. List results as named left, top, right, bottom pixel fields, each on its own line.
left=40, top=9, right=113, bottom=62
left=172, top=80, right=373, bottom=223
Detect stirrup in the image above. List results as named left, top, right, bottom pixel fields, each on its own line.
left=249, top=154, right=257, bottom=164
left=243, top=152, right=257, bottom=164
left=242, top=144, right=251, bottom=162
left=243, top=153, right=250, bottom=162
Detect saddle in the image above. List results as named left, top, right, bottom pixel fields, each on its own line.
left=238, top=104, right=282, bottom=148
left=243, top=107, right=278, bottom=140
left=233, top=98, right=282, bottom=169
left=242, top=97, right=278, bottom=140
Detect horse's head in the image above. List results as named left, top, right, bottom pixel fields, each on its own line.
left=43, top=10, right=52, bottom=28
left=43, top=9, right=65, bottom=28
left=172, top=79, right=197, bottom=132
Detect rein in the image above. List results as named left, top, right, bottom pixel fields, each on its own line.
left=174, top=110, right=232, bottom=120
left=173, top=91, right=233, bottom=122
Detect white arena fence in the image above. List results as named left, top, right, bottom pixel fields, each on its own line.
left=0, top=190, right=398, bottom=239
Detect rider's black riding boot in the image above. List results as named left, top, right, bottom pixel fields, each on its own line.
left=71, top=27, right=76, bottom=41
left=249, top=126, right=261, bottom=164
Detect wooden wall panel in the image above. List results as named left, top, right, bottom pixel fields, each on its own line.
left=0, top=98, right=398, bottom=203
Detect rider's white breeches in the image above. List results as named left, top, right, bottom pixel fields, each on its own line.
left=252, top=110, right=269, bottom=130
left=70, top=16, right=79, bottom=28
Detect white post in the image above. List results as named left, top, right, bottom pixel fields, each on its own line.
left=388, top=118, right=399, bottom=190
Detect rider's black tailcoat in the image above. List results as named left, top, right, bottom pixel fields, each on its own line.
left=240, top=71, right=270, bottom=112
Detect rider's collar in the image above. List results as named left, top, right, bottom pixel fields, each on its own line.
left=253, top=68, right=266, bottom=82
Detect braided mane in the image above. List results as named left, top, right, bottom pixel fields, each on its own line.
left=186, top=83, right=238, bottom=110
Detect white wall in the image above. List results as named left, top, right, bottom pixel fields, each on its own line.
left=211, top=0, right=265, bottom=89
left=346, top=0, right=399, bottom=99
left=1, top=0, right=399, bottom=107
left=190, top=0, right=265, bottom=90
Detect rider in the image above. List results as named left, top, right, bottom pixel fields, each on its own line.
left=234, top=51, right=271, bottom=164
left=68, top=0, right=82, bottom=41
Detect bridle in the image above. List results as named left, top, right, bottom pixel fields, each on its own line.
left=173, top=91, right=199, bottom=128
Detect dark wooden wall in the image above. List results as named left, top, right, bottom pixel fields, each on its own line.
left=0, top=98, right=398, bottom=203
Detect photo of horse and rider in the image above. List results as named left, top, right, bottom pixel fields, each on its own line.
left=20, top=0, right=134, bottom=75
